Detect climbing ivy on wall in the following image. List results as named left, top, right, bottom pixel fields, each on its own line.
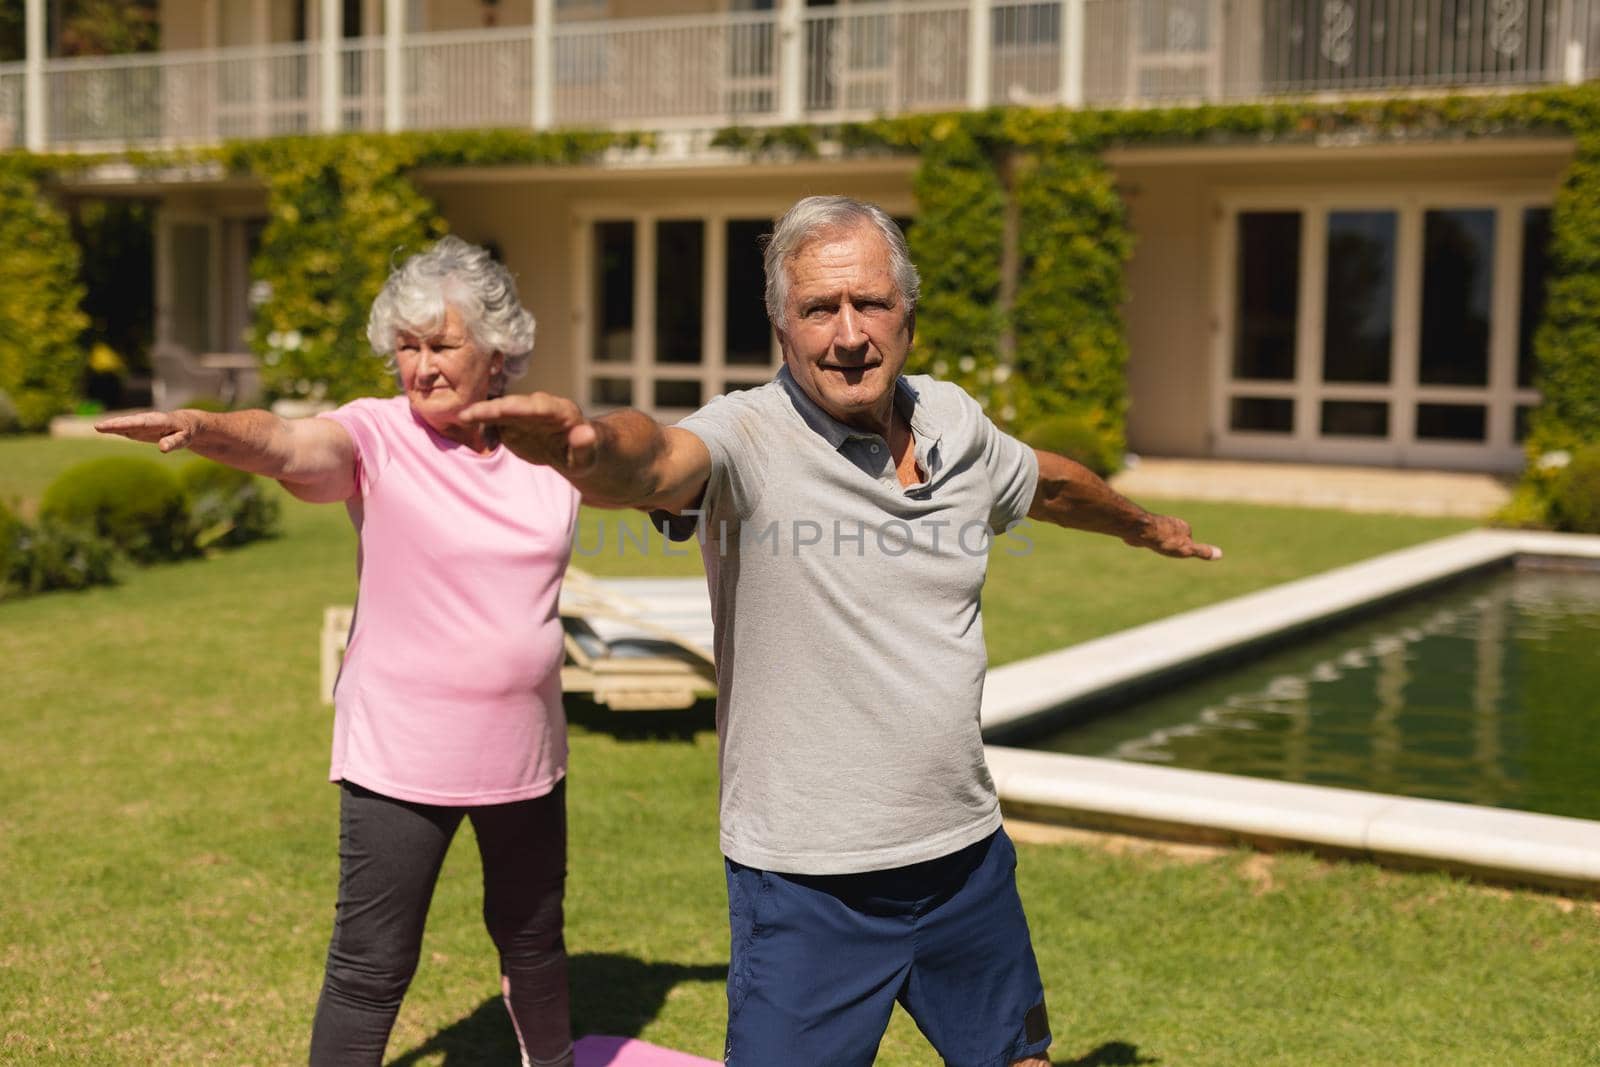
left=906, top=121, right=1011, bottom=416
left=0, top=153, right=88, bottom=431
left=224, top=136, right=445, bottom=405
left=1010, top=143, right=1131, bottom=443
left=1527, top=133, right=1600, bottom=458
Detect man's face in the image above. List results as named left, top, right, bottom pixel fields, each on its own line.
left=778, top=224, right=913, bottom=433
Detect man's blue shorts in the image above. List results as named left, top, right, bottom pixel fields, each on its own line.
left=723, top=828, right=1051, bottom=1067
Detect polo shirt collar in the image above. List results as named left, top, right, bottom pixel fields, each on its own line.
left=776, top=364, right=943, bottom=452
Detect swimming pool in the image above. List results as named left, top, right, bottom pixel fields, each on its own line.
left=981, top=530, right=1600, bottom=889
left=1026, top=564, right=1600, bottom=822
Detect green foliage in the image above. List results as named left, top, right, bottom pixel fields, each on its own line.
left=8, top=516, right=117, bottom=594
left=1492, top=480, right=1554, bottom=529
left=1020, top=411, right=1124, bottom=477
left=1011, top=145, right=1131, bottom=461
left=40, top=455, right=191, bottom=563
left=0, top=155, right=89, bottom=430
left=0, top=497, right=19, bottom=589
left=179, top=459, right=281, bottom=549
left=906, top=121, right=1009, bottom=416
left=1525, top=133, right=1600, bottom=461
left=0, top=387, right=19, bottom=433
left=55, top=0, right=159, bottom=57
left=1549, top=444, right=1600, bottom=533
left=223, top=136, right=446, bottom=405
left=2, top=488, right=119, bottom=598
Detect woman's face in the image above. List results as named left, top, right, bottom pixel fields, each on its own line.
left=395, top=304, right=502, bottom=441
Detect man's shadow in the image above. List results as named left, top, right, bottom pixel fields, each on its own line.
left=387, top=951, right=726, bottom=1066
left=1055, top=1041, right=1157, bottom=1066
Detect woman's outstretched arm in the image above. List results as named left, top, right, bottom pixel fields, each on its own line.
left=96, top=409, right=358, bottom=504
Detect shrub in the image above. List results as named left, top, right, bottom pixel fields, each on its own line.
left=1549, top=444, right=1600, bottom=533
left=0, top=388, right=19, bottom=434
left=0, top=155, right=89, bottom=430
left=40, top=455, right=192, bottom=563
left=0, top=499, right=20, bottom=594
left=181, top=396, right=233, bottom=414
left=907, top=122, right=1009, bottom=417
left=1492, top=481, right=1554, bottom=530
left=10, top=517, right=117, bottom=593
left=1021, top=411, right=1124, bottom=477
left=1010, top=144, right=1130, bottom=462
left=179, top=459, right=281, bottom=548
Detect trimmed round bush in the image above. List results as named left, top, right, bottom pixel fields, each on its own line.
left=180, top=459, right=282, bottom=548
left=12, top=518, right=117, bottom=593
left=40, top=456, right=192, bottom=563
left=1550, top=444, right=1600, bottom=534
left=1020, top=412, right=1123, bottom=478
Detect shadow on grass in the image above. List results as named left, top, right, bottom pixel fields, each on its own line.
left=564, top=695, right=716, bottom=743
left=1055, top=1040, right=1157, bottom=1066
left=387, top=951, right=727, bottom=1066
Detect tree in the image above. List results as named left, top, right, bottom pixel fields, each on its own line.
left=0, top=0, right=158, bottom=62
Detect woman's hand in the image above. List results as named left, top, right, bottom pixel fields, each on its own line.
left=95, top=410, right=206, bottom=452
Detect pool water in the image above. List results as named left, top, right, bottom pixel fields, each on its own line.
left=1030, top=565, right=1600, bottom=822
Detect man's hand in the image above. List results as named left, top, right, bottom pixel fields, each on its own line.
left=460, top=393, right=600, bottom=474
left=1128, top=512, right=1222, bottom=560
left=96, top=410, right=204, bottom=452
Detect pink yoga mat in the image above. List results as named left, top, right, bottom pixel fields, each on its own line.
left=573, top=1035, right=720, bottom=1066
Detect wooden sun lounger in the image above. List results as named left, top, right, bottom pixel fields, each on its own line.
left=320, top=569, right=716, bottom=711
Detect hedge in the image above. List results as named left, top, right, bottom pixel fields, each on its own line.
left=0, top=154, right=88, bottom=430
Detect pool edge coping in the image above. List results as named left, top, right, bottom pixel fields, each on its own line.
left=982, top=529, right=1600, bottom=892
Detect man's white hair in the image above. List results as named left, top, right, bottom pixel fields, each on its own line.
left=763, top=196, right=920, bottom=326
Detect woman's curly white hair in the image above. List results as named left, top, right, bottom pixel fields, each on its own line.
left=367, top=235, right=535, bottom=395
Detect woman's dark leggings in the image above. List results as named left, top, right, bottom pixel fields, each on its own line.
left=308, top=779, right=572, bottom=1067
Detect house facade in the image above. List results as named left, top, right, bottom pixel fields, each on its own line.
left=5, top=0, right=1584, bottom=470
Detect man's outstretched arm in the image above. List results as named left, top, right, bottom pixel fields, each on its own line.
left=1028, top=449, right=1221, bottom=561
left=460, top=393, right=711, bottom=511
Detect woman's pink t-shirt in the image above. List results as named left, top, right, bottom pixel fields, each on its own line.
left=320, top=397, right=580, bottom=806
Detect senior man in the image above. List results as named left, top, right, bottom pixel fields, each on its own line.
left=463, top=195, right=1218, bottom=1066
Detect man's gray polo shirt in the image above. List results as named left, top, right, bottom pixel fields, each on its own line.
left=677, top=366, right=1039, bottom=875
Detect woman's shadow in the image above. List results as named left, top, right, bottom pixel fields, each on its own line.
left=388, top=951, right=726, bottom=1065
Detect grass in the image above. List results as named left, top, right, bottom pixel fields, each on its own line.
left=3, top=435, right=1597, bottom=1065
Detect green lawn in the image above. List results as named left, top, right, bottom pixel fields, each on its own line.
left=4, top=435, right=1597, bottom=1066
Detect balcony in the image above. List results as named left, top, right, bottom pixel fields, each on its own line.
left=1, top=0, right=1593, bottom=152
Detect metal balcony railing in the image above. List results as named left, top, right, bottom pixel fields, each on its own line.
left=3, top=0, right=1592, bottom=152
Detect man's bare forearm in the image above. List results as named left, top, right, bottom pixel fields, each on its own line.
left=1028, top=449, right=1221, bottom=559
left=1028, top=449, right=1152, bottom=541
left=570, top=409, right=678, bottom=508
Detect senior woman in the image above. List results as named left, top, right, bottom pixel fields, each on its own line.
left=97, top=236, right=579, bottom=1067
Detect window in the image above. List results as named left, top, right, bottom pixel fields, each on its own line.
left=581, top=212, right=785, bottom=417
left=1218, top=194, right=1549, bottom=469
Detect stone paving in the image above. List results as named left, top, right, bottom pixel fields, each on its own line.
left=1111, top=457, right=1514, bottom=519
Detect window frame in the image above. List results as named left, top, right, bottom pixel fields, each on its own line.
left=573, top=196, right=913, bottom=420
left=1211, top=185, right=1550, bottom=471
